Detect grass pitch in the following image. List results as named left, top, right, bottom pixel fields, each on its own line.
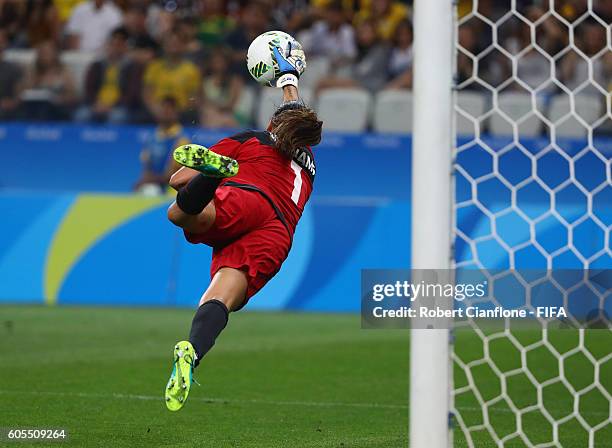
left=0, top=306, right=409, bottom=448
left=0, top=305, right=610, bottom=447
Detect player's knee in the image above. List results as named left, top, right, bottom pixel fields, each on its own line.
left=168, top=176, right=179, bottom=191
left=199, top=269, right=249, bottom=311
left=199, top=295, right=242, bottom=312
left=167, top=203, right=187, bottom=227
left=169, top=172, right=182, bottom=190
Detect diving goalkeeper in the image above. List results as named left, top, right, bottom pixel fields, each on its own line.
left=164, top=45, right=323, bottom=411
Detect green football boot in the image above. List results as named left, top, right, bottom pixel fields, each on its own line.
left=173, top=144, right=238, bottom=178
left=165, top=340, right=197, bottom=411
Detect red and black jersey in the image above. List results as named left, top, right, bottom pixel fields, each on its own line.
left=207, top=130, right=316, bottom=236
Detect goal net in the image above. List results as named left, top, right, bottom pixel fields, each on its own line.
left=452, top=1, right=611, bottom=447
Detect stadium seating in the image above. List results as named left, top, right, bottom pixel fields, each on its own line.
left=299, top=57, right=330, bottom=90
left=489, top=92, right=544, bottom=137
left=3, top=47, right=608, bottom=138
left=548, top=93, right=602, bottom=138
left=255, top=87, right=314, bottom=129
left=316, top=88, right=372, bottom=132
left=456, top=91, right=488, bottom=137
left=373, top=90, right=412, bottom=134
left=3, top=49, right=95, bottom=96
left=235, top=86, right=256, bottom=125
left=61, top=51, right=97, bottom=95
left=3, top=48, right=36, bottom=67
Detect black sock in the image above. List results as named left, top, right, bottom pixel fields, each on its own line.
left=188, top=300, right=229, bottom=367
left=176, top=174, right=221, bottom=215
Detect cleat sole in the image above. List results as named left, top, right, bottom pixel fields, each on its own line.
left=173, top=144, right=238, bottom=178
left=164, top=340, right=196, bottom=411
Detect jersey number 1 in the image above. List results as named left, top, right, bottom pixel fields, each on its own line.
left=290, top=161, right=302, bottom=205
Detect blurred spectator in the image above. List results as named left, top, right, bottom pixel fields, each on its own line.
left=177, top=17, right=206, bottom=63
left=122, top=35, right=158, bottom=123
left=54, top=0, right=85, bottom=24
left=456, top=24, right=478, bottom=89
left=502, top=10, right=551, bottom=92
left=459, top=14, right=492, bottom=59
left=299, top=1, right=356, bottom=70
left=0, top=1, right=61, bottom=48
left=143, top=30, right=202, bottom=124
left=528, top=6, right=567, bottom=56
left=595, top=0, right=612, bottom=23
left=201, top=48, right=246, bottom=128
left=310, top=0, right=355, bottom=19
left=269, top=0, right=312, bottom=33
left=145, top=4, right=176, bottom=43
left=599, top=51, right=612, bottom=134
left=385, top=19, right=412, bottom=89
left=75, top=27, right=131, bottom=123
left=604, top=52, right=612, bottom=93
left=316, top=19, right=389, bottom=92
left=457, top=15, right=501, bottom=89
left=472, top=0, right=510, bottom=22
left=134, top=96, right=186, bottom=194
left=0, top=0, right=25, bottom=46
left=224, top=1, right=271, bottom=79
left=1, top=0, right=606, bottom=131
left=498, top=4, right=566, bottom=93
left=560, top=19, right=607, bottom=94
left=196, top=0, right=235, bottom=48
left=556, top=0, right=588, bottom=22
left=24, top=0, right=61, bottom=48
left=0, top=29, right=22, bottom=120
left=354, top=0, right=408, bottom=41
left=20, top=41, right=77, bottom=121
left=124, top=4, right=155, bottom=46
left=65, top=0, right=122, bottom=52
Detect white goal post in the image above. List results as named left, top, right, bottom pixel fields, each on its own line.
left=410, top=0, right=454, bottom=446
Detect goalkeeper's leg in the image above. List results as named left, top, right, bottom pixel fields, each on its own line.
left=166, top=144, right=238, bottom=234
left=165, top=268, right=247, bottom=411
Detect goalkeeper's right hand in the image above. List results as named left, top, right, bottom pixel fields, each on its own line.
left=272, top=43, right=306, bottom=89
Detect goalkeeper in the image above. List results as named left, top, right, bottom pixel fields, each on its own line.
left=163, top=44, right=323, bottom=411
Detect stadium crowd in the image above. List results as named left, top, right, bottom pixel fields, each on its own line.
left=0, top=0, right=610, bottom=127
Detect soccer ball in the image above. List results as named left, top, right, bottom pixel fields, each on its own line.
left=246, top=31, right=304, bottom=86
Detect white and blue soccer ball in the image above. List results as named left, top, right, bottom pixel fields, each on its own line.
left=246, top=31, right=304, bottom=86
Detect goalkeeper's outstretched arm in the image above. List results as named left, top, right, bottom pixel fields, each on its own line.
left=282, top=85, right=299, bottom=103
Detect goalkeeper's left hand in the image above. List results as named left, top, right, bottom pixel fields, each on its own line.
left=272, top=42, right=306, bottom=89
